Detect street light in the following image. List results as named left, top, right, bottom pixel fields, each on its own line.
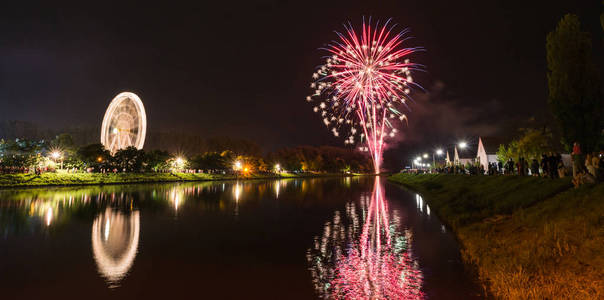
left=431, top=148, right=445, bottom=170
left=274, top=163, right=281, bottom=173
left=50, top=151, right=63, bottom=170
left=422, top=153, right=428, bottom=159
left=459, top=141, right=467, bottom=149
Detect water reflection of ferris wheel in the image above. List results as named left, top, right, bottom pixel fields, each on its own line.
left=100, top=92, right=147, bottom=154
left=91, top=208, right=140, bottom=288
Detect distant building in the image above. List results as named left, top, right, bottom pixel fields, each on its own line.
left=476, top=137, right=506, bottom=170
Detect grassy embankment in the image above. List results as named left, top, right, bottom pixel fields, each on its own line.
left=0, top=172, right=360, bottom=188
left=389, top=174, right=603, bottom=299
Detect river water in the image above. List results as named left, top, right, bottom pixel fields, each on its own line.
left=0, top=176, right=482, bottom=299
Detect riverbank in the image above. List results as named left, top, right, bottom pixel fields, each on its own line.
left=0, top=172, right=364, bottom=189
left=388, top=174, right=603, bottom=299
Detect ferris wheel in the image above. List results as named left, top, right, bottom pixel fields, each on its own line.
left=101, top=92, right=147, bottom=154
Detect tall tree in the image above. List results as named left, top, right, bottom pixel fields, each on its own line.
left=113, top=147, right=146, bottom=172
left=546, top=14, right=603, bottom=152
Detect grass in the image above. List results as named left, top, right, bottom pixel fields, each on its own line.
left=389, top=174, right=604, bottom=299
left=0, top=171, right=359, bottom=188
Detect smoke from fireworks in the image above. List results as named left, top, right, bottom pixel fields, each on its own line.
left=307, top=19, right=424, bottom=172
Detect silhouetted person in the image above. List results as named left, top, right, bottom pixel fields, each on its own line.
left=531, top=158, right=539, bottom=176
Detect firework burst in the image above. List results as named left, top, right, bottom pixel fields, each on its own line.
left=307, top=18, right=424, bottom=172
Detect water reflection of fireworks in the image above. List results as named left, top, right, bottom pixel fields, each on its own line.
left=307, top=178, right=423, bottom=299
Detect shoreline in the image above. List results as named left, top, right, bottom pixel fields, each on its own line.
left=0, top=172, right=374, bottom=190
left=388, top=173, right=603, bottom=299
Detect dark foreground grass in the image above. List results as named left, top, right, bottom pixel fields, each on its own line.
left=389, top=174, right=604, bottom=299
left=0, top=172, right=358, bottom=188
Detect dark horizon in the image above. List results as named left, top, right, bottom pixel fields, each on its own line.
left=1, top=1, right=602, bottom=165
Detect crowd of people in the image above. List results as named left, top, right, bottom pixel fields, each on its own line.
left=427, top=142, right=604, bottom=188
left=571, top=143, right=604, bottom=187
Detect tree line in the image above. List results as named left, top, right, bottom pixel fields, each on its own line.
left=0, top=133, right=372, bottom=174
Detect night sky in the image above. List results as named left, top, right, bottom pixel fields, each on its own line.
left=0, top=1, right=602, bottom=164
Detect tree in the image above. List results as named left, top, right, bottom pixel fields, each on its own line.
left=113, top=147, right=146, bottom=172
left=546, top=14, right=603, bottom=152
left=145, top=150, right=171, bottom=172
left=190, top=152, right=226, bottom=172
left=497, top=127, right=554, bottom=164
left=76, top=143, right=111, bottom=171
left=50, top=133, right=79, bottom=169
left=0, top=138, right=46, bottom=170
left=496, top=144, right=512, bottom=164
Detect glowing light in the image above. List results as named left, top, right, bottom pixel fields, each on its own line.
left=45, top=207, right=53, bottom=226
left=101, top=92, right=147, bottom=154
left=234, top=161, right=242, bottom=171
left=459, top=142, right=467, bottom=149
left=436, top=149, right=444, bottom=155
left=422, top=153, right=428, bottom=159
left=307, top=19, right=424, bottom=173
left=97, top=156, right=103, bottom=162
left=415, top=156, right=422, bottom=161
left=274, top=164, right=281, bottom=172
left=234, top=183, right=242, bottom=202
left=50, top=151, right=62, bottom=160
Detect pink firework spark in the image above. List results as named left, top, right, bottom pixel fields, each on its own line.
left=308, top=18, right=424, bottom=173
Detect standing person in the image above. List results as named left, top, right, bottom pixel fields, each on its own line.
left=558, top=158, right=566, bottom=178
left=572, top=142, right=582, bottom=177
left=592, top=152, right=600, bottom=176
left=585, top=153, right=596, bottom=176
left=507, top=158, right=515, bottom=175
left=540, top=154, right=548, bottom=177
left=547, top=152, right=556, bottom=179
left=497, top=160, right=503, bottom=174
left=531, top=158, right=539, bottom=176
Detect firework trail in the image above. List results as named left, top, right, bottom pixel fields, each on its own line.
left=307, top=177, right=424, bottom=299
left=307, top=18, right=424, bottom=173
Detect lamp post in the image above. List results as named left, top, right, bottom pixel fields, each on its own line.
left=433, top=149, right=444, bottom=169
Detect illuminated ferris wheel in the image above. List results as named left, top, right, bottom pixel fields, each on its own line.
left=101, top=92, right=147, bottom=154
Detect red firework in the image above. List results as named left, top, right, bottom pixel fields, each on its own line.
left=308, top=18, right=424, bottom=172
